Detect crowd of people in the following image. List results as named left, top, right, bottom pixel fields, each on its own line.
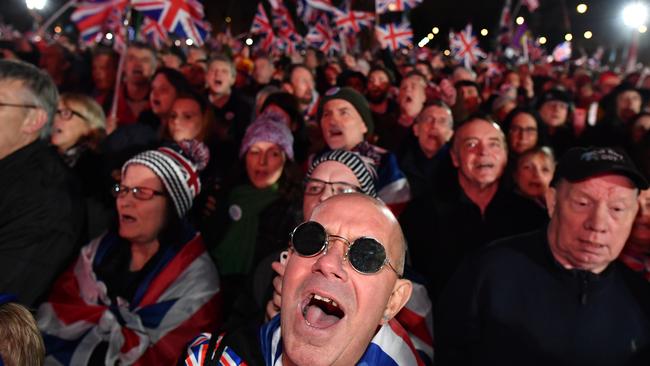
left=0, top=32, right=649, bottom=365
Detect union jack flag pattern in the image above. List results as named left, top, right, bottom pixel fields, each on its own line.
left=306, top=0, right=337, bottom=13
left=333, top=8, right=374, bottom=35
left=37, top=231, right=222, bottom=365
left=140, top=16, right=168, bottom=49
left=271, top=3, right=303, bottom=54
left=184, top=315, right=426, bottom=365
left=375, top=0, right=423, bottom=14
left=449, top=24, right=486, bottom=68
left=552, top=41, right=572, bottom=62
left=306, top=15, right=340, bottom=54
left=70, top=0, right=128, bottom=44
left=132, top=0, right=208, bottom=46
left=250, top=3, right=276, bottom=52
left=375, top=21, right=413, bottom=51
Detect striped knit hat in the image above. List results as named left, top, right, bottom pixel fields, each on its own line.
left=308, top=149, right=377, bottom=198
left=122, top=140, right=209, bottom=217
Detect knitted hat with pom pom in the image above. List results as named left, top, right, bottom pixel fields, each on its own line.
left=122, top=140, right=210, bottom=217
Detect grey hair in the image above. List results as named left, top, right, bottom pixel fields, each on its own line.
left=0, top=59, right=59, bottom=138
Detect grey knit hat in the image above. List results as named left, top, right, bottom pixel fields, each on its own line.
left=239, top=110, right=295, bottom=161
left=307, top=149, right=378, bottom=198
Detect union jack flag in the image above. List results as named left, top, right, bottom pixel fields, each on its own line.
left=250, top=3, right=276, bottom=51
left=271, top=3, right=303, bottom=53
left=132, top=0, right=208, bottom=46
left=449, top=24, right=486, bottom=68
left=375, top=21, right=413, bottom=51
left=70, top=0, right=128, bottom=44
left=38, top=231, right=222, bottom=365
left=306, top=15, right=340, bottom=54
left=552, top=41, right=572, bottom=62
left=306, top=0, right=337, bottom=13
left=140, top=16, right=168, bottom=49
left=375, top=0, right=423, bottom=14
left=333, top=8, right=374, bottom=35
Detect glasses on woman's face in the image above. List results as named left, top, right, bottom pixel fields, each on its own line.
left=304, top=178, right=362, bottom=196
left=56, top=108, right=87, bottom=121
left=112, top=184, right=165, bottom=200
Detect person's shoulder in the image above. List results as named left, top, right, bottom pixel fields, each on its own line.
left=472, top=229, right=548, bottom=270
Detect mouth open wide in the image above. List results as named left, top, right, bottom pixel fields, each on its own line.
left=302, top=293, right=345, bottom=329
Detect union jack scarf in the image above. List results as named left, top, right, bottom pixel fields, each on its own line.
left=619, top=247, right=650, bottom=282
left=37, top=230, right=222, bottom=365
left=184, top=314, right=426, bottom=365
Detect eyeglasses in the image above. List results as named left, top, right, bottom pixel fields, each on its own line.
left=0, top=102, right=40, bottom=109
left=510, top=126, right=538, bottom=135
left=112, top=184, right=165, bottom=200
left=304, top=178, right=362, bottom=196
left=290, top=221, right=401, bottom=277
left=56, top=108, right=87, bottom=121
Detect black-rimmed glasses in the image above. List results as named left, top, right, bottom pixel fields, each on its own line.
left=112, top=184, right=165, bottom=200
left=56, top=108, right=87, bottom=121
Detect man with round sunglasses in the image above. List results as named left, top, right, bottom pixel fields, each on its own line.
left=184, top=194, right=423, bottom=365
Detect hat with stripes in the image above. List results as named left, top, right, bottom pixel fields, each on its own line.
left=122, top=140, right=209, bottom=217
left=308, top=149, right=377, bottom=198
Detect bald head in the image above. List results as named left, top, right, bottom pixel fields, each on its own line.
left=310, top=193, right=406, bottom=274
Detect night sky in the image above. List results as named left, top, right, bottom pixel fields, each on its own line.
left=1, top=0, right=648, bottom=63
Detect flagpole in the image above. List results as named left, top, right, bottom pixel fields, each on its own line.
left=37, top=0, right=75, bottom=35
left=109, top=4, right=133, bottom=121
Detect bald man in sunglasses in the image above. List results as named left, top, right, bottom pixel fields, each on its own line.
left=184, top=194, right=423, bottom=365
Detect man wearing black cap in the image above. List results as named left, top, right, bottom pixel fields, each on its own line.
left=536, top=88, right=579, bottom=158
left=436, top=146, right=650, bottom=365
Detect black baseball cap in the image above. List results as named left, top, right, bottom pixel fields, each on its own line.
left=537, top=88, right=572, bottom=108
left=552, top=147, right=649, bottom=189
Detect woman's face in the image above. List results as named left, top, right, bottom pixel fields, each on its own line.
left=302, top=161, right=360, bottom=220
left=150, top=74, right=178, bottom=117
left=117, top=164, right=168, bottom=245
left=50, top=100, right=91, bottom=152
left=514, top=152, right=555, bottom=200
left=168, top=98, right=203, bottom=142
left=508, top=112, right=539, bottom=155
left=629, top=189, right=650, bottom=249
left=245, top=141, right=286, bottom=189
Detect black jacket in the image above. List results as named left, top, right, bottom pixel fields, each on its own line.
left=400, top=179, right=548, bottom=305
left=436, top=228, right=650, bottom=366
left=0, top=140, right=85, bottom=306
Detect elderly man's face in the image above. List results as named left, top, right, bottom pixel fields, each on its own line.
left=546, top=175, right=639, bottom=274
left=125, top=47, right=156, bottom=83
left=321, top=99, right=367, bottom=150
left=0, top=80, right=41, bottom=159
left=281, top=194, right=411, bottom=366
left=413, top=105, right=453, bottom=158
left=452, top=119, right=507, bottom=189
